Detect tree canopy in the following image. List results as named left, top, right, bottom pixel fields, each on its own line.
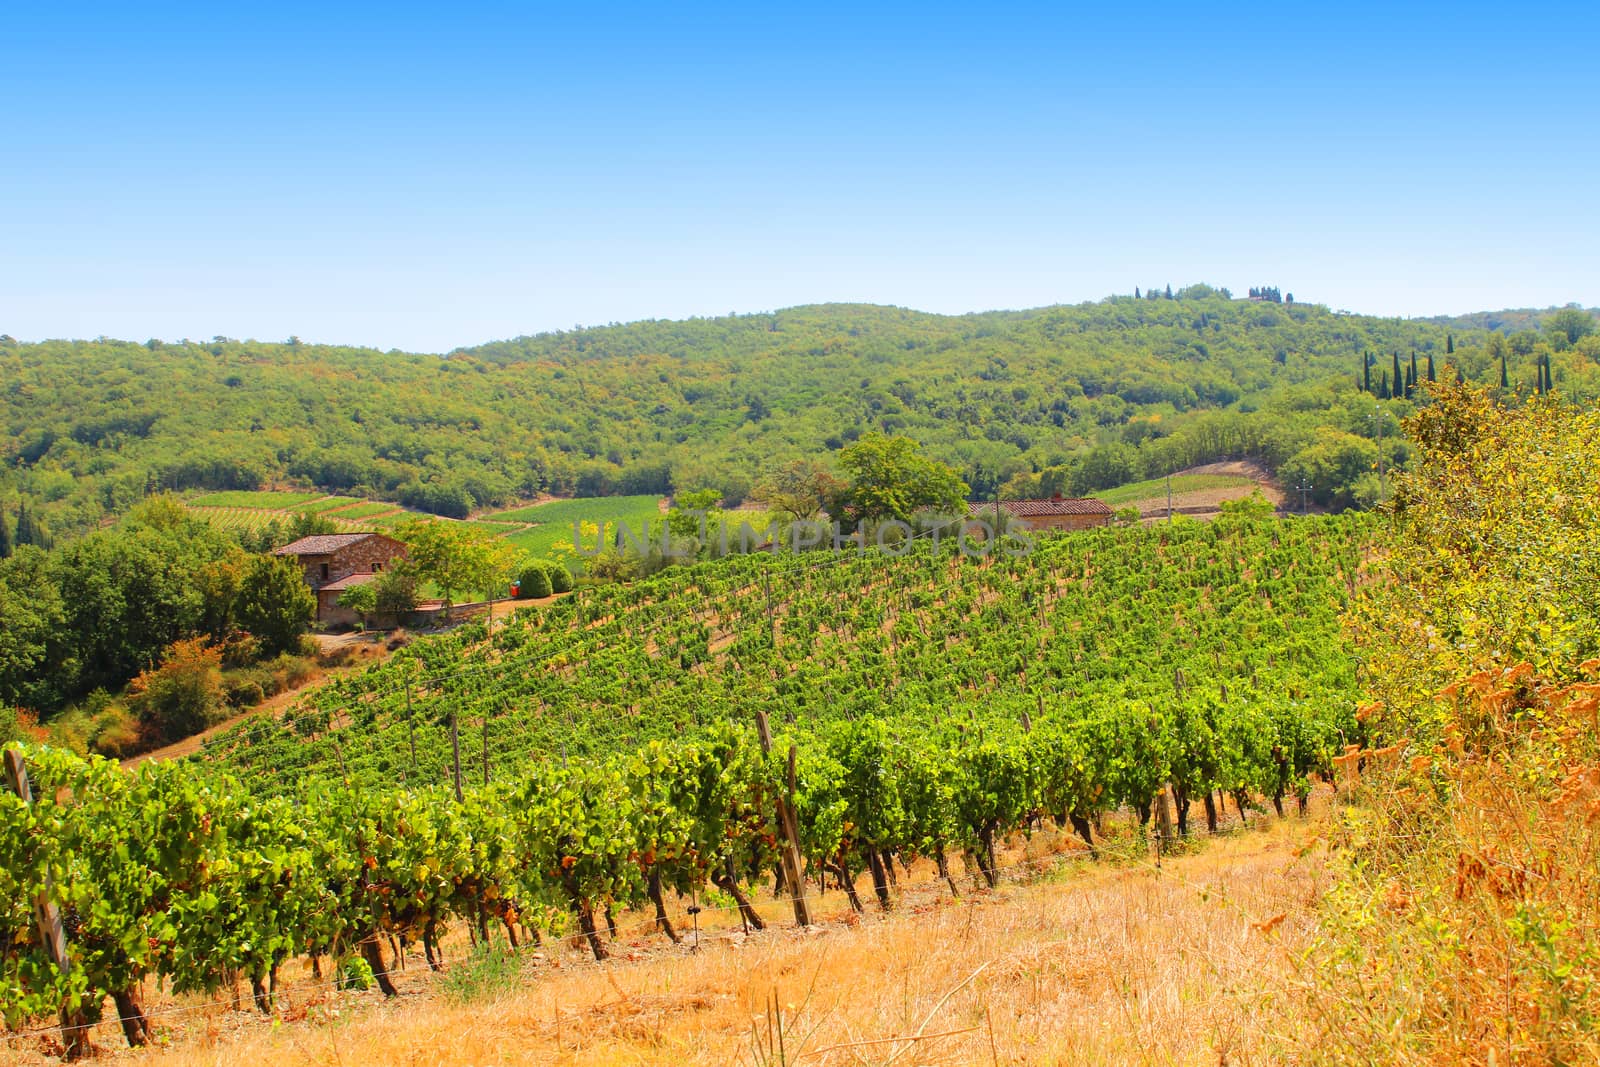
left=8, top=293, right=1592, bottom=543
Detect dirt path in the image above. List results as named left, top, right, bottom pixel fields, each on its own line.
left=118, top=670, right=354, bottom=769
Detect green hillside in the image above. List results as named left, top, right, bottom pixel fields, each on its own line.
left=3, top=291, right=1596, bottom=541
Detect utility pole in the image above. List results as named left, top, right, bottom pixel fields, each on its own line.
left=1373, top=404, right=1388, bottom=503
left=1295, top=478, right=1313, bottom=515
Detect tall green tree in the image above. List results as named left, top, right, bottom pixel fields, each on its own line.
left=1426, top=351, right=1436, bottom=384
left=397, top=520, right=510, bottom=617
left=14, top=501, right=43, bottom=548
left=832, top=433, right=968, bottom=530
left=234, top=554, right=316, bottom=656
left=1392, top=352, right=1403, bottom=398
left=0, top=548, right=68, bottom=709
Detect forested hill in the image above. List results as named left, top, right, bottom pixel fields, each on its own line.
left=3, top=289, right=1596, bottom=538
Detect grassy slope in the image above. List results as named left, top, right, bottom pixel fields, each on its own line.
left=1090, top=472, right=1254, bottom=507
left=486, top=495, right=665, bottom=556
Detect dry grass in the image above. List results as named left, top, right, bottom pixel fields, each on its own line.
left=1292, top=669, right=1600, bottom=1066
left=8, top=811, right=1333, bottom=1066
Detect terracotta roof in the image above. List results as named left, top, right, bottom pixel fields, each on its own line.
left=274, top=533, right=387, bottom=556
left=966, top=498, right=1114, bottom=518
left=317, top=572, right=379, bottom=593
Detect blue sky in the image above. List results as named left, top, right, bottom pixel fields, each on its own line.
left=4, top=2, right=1596, bottom=352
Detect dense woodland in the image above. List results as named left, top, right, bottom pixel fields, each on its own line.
left=5, top=291, right=1596, bottom=542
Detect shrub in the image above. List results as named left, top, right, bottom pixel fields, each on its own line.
left=224, top=675, right=267, bottom=709
left=317, top=641, right=384, bottom=670
left=266, top=653, right=322, bottom=693
left=89, top=704, right=141, bottom=758
left=219, top=631, right=261, bottom=668
left=518, top=564, right=552, bottom=599
left=544, top=560, right=573, bottom=594
left=0, top=705, right=43, bottom=746
left=129, top=638, right=226, bottom=746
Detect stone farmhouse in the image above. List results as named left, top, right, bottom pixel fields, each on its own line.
left=273, top=532, right=408, bottom=625
left=965, top=496, right=1114, bottom=535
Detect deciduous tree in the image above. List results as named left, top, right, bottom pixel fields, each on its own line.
left=235, top=554, right=315, bottom=655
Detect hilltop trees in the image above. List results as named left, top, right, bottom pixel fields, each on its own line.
left=4, top=296, right=1531, bottom=544
left=1544, top=306, right=1596, bottom=348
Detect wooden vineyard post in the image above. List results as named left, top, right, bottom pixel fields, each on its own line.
left=763, top=569, right=777, bottom=649
left=755, top=710, right=813, bottom=926
left=405, top=683, right=419, bottom=775
left=332, top=731, right=350, bottom=783
left=1154, top=784, right=1175, bottom=859
left=3, top=749, right=92, bottom=1060
left=481, top=718, right=490, bottom=786
left=450, top=709, right=464, bottom=802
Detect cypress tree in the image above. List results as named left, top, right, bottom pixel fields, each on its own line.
left=1409, top=351, right=1419, bottom=394
left=13, top=501, right=37, bottom=547
left=1500, top=351, right=1509, bottom=389
left=1134, top=287, right=1141, bottom=299
left=1379, top=371, right=1390, bottom=400
left=1447, top=333, right=1454, bottom=355
left=1164, top=283, right=1173, bottom=299
left=1392, top=352, right=1403, bottom=397
left=0, top=506, right=11, bottom=559
left=1427, top=351, right=1436, bottom=383
left=1362, top=351, right=1371, bottom=394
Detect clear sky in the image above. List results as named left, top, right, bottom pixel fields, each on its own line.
left=4, top=2, right=1597, bottom=352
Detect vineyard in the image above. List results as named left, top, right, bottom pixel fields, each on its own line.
left=1, top=511, right=1371, bottom=1054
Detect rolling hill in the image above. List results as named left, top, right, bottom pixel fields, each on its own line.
left=3, top=289, right=1594, bottom=541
